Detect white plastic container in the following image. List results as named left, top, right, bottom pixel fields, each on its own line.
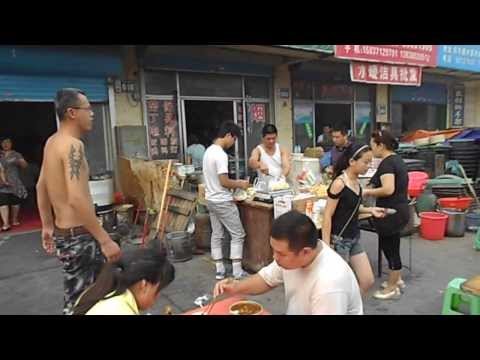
left=89, top=178, right=114, bottom=208
left=274, top=195, right=294, bottom=219
left=289, top=157, right=321, bottom=193
left=291, top=153, right=304, bottom=161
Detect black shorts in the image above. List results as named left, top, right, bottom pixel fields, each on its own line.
left=0, top=193, right=23, bottom=206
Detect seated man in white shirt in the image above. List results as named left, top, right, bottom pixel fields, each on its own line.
left=213, top=211, right=363, bottom=315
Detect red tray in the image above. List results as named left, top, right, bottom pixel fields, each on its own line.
left=182, top=296, right=271, bottom=315
left=437, top=197, right=473, bottom=210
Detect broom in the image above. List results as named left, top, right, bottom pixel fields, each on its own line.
left=153, top=160, right=173, bottom=245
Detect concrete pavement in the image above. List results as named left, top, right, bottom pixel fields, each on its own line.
left=1, top=228, right=479, bottom=315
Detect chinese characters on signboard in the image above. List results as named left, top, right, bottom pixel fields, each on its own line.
left=249, top=103, right=266, bottom=123
left=437, top=45, right=480, bottom=72
left=451, top=85, right=465, bottom=128
left=146, top=99, right=180, bottom=160
left=350, top=62, right=422, bottom=86
left=335, top=45, right=437, bottom=67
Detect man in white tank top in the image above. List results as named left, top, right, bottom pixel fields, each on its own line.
left=248, top=124, right=291, bottom=183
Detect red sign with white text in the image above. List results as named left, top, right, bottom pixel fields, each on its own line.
left=350, top=62, right=422, bottom=86
left=336, top=45, right=437, bottom=67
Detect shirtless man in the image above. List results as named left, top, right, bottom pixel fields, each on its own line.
left=37, top=88, right=121, bottom=315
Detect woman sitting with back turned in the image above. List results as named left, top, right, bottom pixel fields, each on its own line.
left=73, top=247, right=175, bottom=315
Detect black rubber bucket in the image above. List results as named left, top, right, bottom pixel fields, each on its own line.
left=166, top=231, right=193, bottom=263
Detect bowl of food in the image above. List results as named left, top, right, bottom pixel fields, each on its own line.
left=229, top=300, right=263, bottom=315
left=233, top=189, right=248, bottom=202
left=246, top=187, right=256, bottom=199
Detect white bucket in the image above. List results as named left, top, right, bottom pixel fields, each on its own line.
left=89, top=178, right=114, bottom=208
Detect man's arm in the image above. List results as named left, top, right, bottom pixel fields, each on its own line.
left=36, top=166, right=54, bottom=230
left=219, top=174, right=249, bottom=190
left=36, top=160, right=55, bottom=254
left=248, top=147, right=261, bottom=170
left=280, top=146, right=291, bottom=177
left=61, top=139, right=120, bottom=261
left=248, top=147, right=269, bottom=174
left=214, top=260, right=283, bottom=297
left=214, top=274, right=273, bottom=297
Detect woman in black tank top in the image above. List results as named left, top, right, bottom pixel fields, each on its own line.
left=364, top=130, right=409, bottom=301
left=322, top=143, right=386, bottom=297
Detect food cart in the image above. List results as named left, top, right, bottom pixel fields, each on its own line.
left=233, top=164, right=329, bottom=272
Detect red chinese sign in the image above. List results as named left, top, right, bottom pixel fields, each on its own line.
left=250, top=104, right=265, bottom=123
left=350, top=62, right=422, bottom=86
left=335, top=45, right=437, bottom=67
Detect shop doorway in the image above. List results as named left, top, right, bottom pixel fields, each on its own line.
left=183, top=99, right=246, bottom=178
left=315, top=103, right=351, bottom=145
left=0, top=102, right=57, bottom=233
left=401, top=103, right=447, bottom=133
left=184, top=100, right=234, bottom=148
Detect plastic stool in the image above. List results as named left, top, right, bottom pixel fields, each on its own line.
left=441, top=278, right=480, bottom=315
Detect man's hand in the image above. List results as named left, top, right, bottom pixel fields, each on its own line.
left=213, top=278, right=238, bottom=298
left=236, top=180, right=250, bottom=190
left=41, top=226, right=55, bottom=255
left=259, top=162, right=269, bottom=175
left=100, top=239, right=122, bottom=262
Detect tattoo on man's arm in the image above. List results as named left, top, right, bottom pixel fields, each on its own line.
left=69, top=145, right=84, bottom=180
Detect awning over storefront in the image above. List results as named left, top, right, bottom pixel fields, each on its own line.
left=141, top=45, right=278, bottom=76
left=0, top=46, right=122, bottom=78
left=0, top=46, right=122, bottom=102
left=391, top=82, right=448, bottom=104
left=277, top=45, right=334, bottom=54
left=0, top=74, right=108, bottom=102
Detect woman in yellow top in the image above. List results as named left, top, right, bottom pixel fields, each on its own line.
left=73, top=247, right=175, bottom=315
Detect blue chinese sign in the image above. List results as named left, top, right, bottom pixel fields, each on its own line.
left=451, top=85, right=465, bottom=128
left=437, top=45, right=480, bottom=72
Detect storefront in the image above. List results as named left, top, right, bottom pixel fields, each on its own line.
left=434, top=45, right=480, bottom=128
left=292, top=61, right=376, bottom=151
left=389, top=82, right=448, bottom=136
left=0, top=46, right=122, bottom=176
left=332, top=45, right=442, bottom=138
left=0, top=46, right=122, bottom=229
left=139, top=46, right=279, bottom=179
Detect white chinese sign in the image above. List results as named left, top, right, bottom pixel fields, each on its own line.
left=350, top=62, right=422, bottom=86
left=451, top=85, right=465, bottom=127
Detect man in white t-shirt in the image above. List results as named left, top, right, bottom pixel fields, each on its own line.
left=203, top=122, right=250, bottom=280
left=213, top=211, right=363, bottom=315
